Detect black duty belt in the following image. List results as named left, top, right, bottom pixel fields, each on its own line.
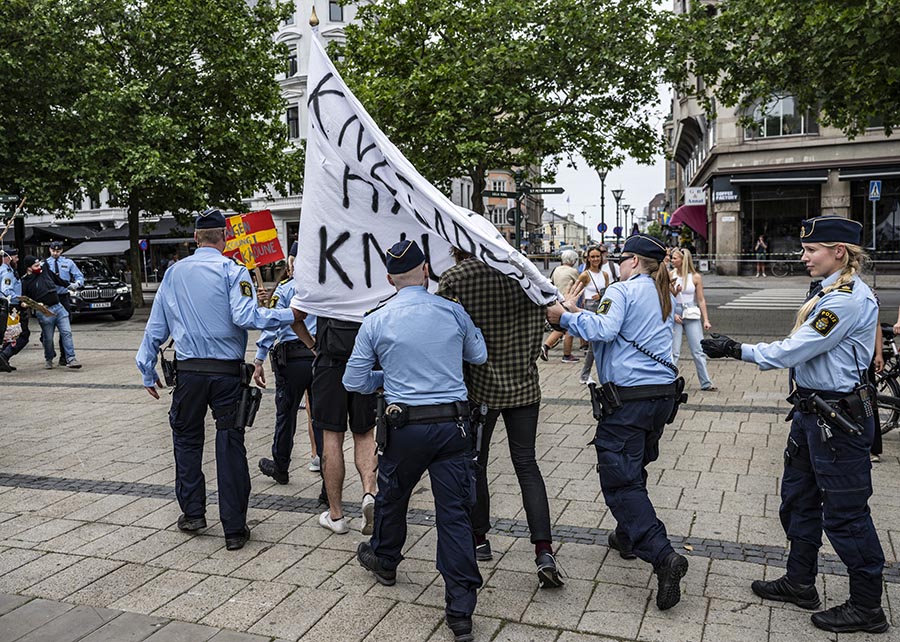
left=616, top=382, right=678, bottom=402
left=793, top=387, right=846, bottom=413
left=282, top=340, right=314, bottom=360
left=405, top=402, right=469, bottom=424
left=176, top=358, right=243, bottom=377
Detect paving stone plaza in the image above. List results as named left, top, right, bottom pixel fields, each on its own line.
left=1, top=317, right=899, bottom=641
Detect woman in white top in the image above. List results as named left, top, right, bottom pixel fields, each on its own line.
left=670, top=248, right=716, bottom=391
left=576, top=245, right=610, bottom=383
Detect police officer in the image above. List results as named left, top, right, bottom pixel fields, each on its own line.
left=136, top=208, right=304, bottom=551
left=0, top=248, right=28, bottom=372
left=253, top=275, right=317, bottom=484
left=45, top=241, right=84, bottom=366
left=702, top=216, right=887, bottom=634
left=344, top=239, right=487, bottom=642
left=547, top=233, right=690, bottom=611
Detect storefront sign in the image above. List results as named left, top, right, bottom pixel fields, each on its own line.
left=721, top=216, right=736, bottom=222
left=712, top=177, right=740, bottom=203
left=685, top=187, right=706, bottom=206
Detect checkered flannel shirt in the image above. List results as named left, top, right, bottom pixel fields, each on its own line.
left=437, top=258, right=544, bottom=408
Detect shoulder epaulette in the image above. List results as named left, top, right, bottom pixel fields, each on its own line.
left=279, top=276, right=292, bottom=286
left=836, top=281, right=855, bottom=293
left=364, top=304, right=386, bottom=317
left=437, top=293, right=460, bottom=304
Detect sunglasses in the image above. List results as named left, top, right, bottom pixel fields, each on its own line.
left=615, top=254, right=635, bottom=265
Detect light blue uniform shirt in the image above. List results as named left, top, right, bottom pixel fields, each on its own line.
left=136, top=247, right=295, bottom=386
left=0, top=263, right=21, bottom=304
left=342, top=286, right=488, bottom=405
left=255, top=279, right=317, bottom=361
left=561, top=274, right=676, bottom=386
left=44, top=255, right=84, bottom=294
left=741, top=272, right=876, bottom=392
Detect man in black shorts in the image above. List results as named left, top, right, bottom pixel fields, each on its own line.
left=311, top=316, right=378, bottom=534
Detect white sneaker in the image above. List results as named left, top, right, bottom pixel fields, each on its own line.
left=361, top=493, right=376, bottom=536
left=308, top=456, right=321, bottom=472
left=319, top=510, right=349, bottom=534
left=585, top=376, right=596, bottom=386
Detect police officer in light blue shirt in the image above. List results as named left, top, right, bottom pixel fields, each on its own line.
left=136, top=208, right=303, bottom=552
left=252, top=276, right=318, bottom=485
left=45, top=241, right=84, bottom=366
left=547, top=233, right=690, bottom=612
left=703, top=216, right=887, bottom=634
left=0, top=248, right=28, bottom=371
left=344, top=239, right=487, bottom=642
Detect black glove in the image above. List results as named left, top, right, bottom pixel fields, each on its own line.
left=701, top=333, right=742, bottom=359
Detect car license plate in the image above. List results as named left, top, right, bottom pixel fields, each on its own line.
left=90, top=302, right=112, bottom=309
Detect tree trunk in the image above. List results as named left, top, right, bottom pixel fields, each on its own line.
left=469, top=164, right=487, bottom=215
left=127, top=192, right=145, bottom=307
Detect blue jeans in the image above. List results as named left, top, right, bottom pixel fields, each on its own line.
left=672, top=304, right=713, bottom=389
left=35, top=303, right=75, bottom=363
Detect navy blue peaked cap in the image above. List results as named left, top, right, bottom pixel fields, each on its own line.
left=386, top=239, right=425, bottom=274
left=196, top=207, right=226, bottom=230
left=800, top=215, right=862, bottom=245
left=622, top=234, right=667, bottom=261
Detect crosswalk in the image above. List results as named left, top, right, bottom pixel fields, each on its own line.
left=719, top=288, right=807, bottom=310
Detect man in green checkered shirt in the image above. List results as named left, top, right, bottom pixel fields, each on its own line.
left=437, top=247, right=562, bottom=589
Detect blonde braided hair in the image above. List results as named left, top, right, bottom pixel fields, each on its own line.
left=636, top=255, right=673, bottom=321
left=789, top=243, right=867, bottom=335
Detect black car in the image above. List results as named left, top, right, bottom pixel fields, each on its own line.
left=67, top=257, right=134, bottom=321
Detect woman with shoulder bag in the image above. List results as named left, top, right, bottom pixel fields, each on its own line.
left=577, top=245, right=610, bottom=384
left=671, top=248, right=716, bottom=391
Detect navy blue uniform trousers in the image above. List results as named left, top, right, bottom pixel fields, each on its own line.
left=169, top=372, right=248, bottom=536
left=594, top=398, right=675, bottom=568
left=271, top=356, right=315, bottom=473
left=781, top=410, right=884, bottom=608
left=370, top=419, right=482, bottom=618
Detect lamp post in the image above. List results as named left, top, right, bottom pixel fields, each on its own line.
left=619, top=202, right=629, bottom=249
left=598, top=169, right=608, bottom=244
left=628, top=206, right=636, bottom=236
left=611, top=189, right=623, bottom=251
left=581, top=210, right=587, bottom=248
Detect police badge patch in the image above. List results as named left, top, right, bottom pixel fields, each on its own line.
left=268, top=294, right=279, bottom=309
left=240, top=281, right=253, bottom=297
left=810, top=309, right=839, bottom=336
left=597, top=299, right=612, bottom=315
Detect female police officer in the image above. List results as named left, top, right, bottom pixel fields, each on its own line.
left=547, top=234, right=690, bottom=611
left=702, top=215, right=887, bottom=634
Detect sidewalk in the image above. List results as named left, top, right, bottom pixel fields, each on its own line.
left=1, top=322, right=898, bottom=641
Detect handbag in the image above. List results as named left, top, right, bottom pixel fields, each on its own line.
left=682, top=305, right=701, bottom=320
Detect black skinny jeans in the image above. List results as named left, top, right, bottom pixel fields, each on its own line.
left=472, top=402, right=552, bottom=543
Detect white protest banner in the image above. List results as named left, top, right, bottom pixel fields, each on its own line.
left=291, top=31, right=559, bottom=322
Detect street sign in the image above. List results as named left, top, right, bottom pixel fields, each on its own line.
left=613, top=226, right=623, bottom=237
left=869, top=180, right=882, bottom=201
left=597, top=222, right=608, bottom=233
left=528, top=187, right=565, bottom=195
left=482, top=190, right=518, bottom=199
left=0, top=194, right=19, bottom=204
left=506, top=208, right=520, bottom=225
left=138, top=239, right=148, bottom=252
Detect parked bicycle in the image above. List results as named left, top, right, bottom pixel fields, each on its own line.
left=875, top=323, right=900, bottom=435
left=770, top=252, right=805, bottom=277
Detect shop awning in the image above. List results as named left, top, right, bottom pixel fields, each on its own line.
left=668, top=204, right=708, bottom=240
left=838, top=165, right=900, bottom=180
left=65, top=240, right=131, bottom=256
left=729, top=169, right=828, bottom=184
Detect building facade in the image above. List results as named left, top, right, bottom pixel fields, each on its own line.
left=540, top=210, right=589, bottom=254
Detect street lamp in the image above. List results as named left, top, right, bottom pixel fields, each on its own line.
left=611, top=189, right=623, bottom=251
left=628, top=206, right=636, bottom=236
left=598, top=169, right=608, bottom=243
left=581, top=210, right=587, bottom=248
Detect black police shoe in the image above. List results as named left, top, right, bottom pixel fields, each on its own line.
left=535, top=551, right=565, bottom=588
left=225, top=526, right=251, bottom=551
left=475, top=540, right=493, bottom=561
left=177, top=514, right=207, bottom=532
left=445, top=614, right=474, bottom=642
left=0, top=355, right=13, bottom=372
left=811, top=600, right=889, bottom=633
left=655, top=552, right=689, bottom=610
left=58, top=358, right=67, bottom=367
left=751, top=575, right=820, bottom=610
left=357, top=542, right=396, bottom=586
left=608, top=532, right=637, bottom=560
left=258, top=458, right=288, bottom=485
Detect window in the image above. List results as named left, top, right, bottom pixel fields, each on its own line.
left=491, top=179, right=506, bottom=192
left=283, top=13, right=294, bottom=26
left=745, top=96, right=819, bottom=139
left=287, top=106, right=300, bottom=139
left=286, top=53, right=298, bottom=77
left=329, top=1, right=343, bottom=22
left=89, top=193, right=101, bottom=209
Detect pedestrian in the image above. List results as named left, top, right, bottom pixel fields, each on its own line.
left=547, top=233, right=690, bottom=611
left=702, top=215, right=888, bottom=634
left=754, top=235, right=768, bottom=277
left=45, top=241, right=84, bottom=366
left=601, top=245, right=618, bottom=284
left=0, top=248, right=29, bottom=372
left=252, top=275, right=318, bottom=484
left=135, top=208, right=303, bottom=551
left=21, top=255, right=81, bottom=369
left=576, top=245, right=610, bottom=385
left=670, top=248, right=716, bottom=391
left=345, top=239, right=487, bottom=642
left=287, top=240, right=298, bottom=277
left=541, top=249, right=580, bottom=362
left=438, top=247, right=564, bottom=589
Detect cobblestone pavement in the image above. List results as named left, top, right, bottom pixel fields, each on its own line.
left=2, top=319, right=900, bottom=641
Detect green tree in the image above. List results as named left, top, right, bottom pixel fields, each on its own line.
left=334, top=0, right=670, bottom=214
left=667, top=0, right=900, bottom=137
left=646, top=220, right=666, bottom=242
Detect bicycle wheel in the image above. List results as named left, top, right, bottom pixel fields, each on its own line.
left=771, top=261, right=789, bottom=277
left=875, top=372, right=900, bottom=435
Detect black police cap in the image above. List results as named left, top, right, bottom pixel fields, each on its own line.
left=49, top=241, right=63, bottom=249
left=799, top=215, right=862, bottom=245
left=196, top=207, right=226, bottom=230
left=385, top=239, right=425, bottom=274
left=0, top=247, right=16, bottom=257
left=622, top=234, right=667, bottom=261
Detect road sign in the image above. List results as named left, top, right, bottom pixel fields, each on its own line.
left=138, top=239, right=148, bottom=252
left=528, top=187, right=565, bottom=195
left=482, top=190, right=518, bottom=199
left=0, top=194, right=18, bottom=204
left=869, top=180, right=882, bottom=201
left=597, top=222, right=608, bottom=233
left=613, top=226, right=623, bottom=237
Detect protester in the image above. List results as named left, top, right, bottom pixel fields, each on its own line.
left=0, top=248, right=28, bottom=371
left=21, top=255, right=81, bottom=369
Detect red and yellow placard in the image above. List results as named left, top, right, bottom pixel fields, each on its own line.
left=224, top=209, right=284, bottom=270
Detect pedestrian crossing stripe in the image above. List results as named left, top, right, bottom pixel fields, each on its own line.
left=719, top=288, right=807, bottom=310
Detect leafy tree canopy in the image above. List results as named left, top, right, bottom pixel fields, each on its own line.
left=334, top=0, right=671, bottom=212
left=667, top=0, right=900, bottom=137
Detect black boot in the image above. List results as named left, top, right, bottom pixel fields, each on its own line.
left=445, top=614, right=474, bottom=642
left=357, top=542, right=396, bottom=586
left=751, top=575, right=820, bottom=610
left=811, top=600, right=889, bottom=634
left=258, top=458, right=289, bottom=484
left=608, top=532, right=636, bottom=560
left=655, top=552, right=689, bottom=610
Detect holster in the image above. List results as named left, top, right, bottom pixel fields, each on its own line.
left=235, top=363, right=262, bottom=430
left=665, top=377, right=688, bottom=425
left=160, top=352, right=176, bottom=387
left=0, top=297, right=8, bottom=341
left=375, top=392, right=387, bottom=455
left=791, top=391, right=864, bottom=437
left=470, top=402, right=489, bottom=461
